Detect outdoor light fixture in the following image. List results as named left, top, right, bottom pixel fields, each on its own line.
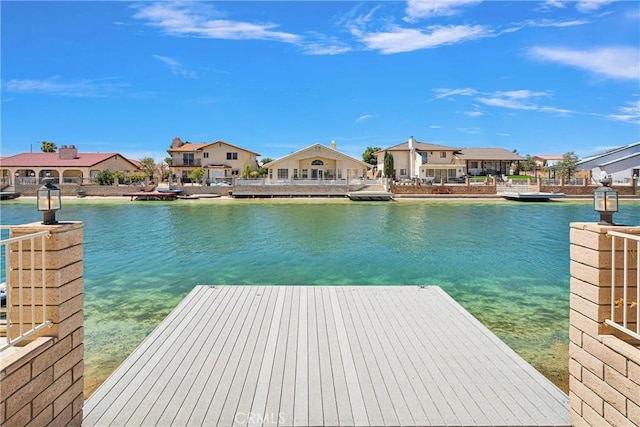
left=593, top=177, right=618, bottom=225
left=37, top=178, right=61, bottom=225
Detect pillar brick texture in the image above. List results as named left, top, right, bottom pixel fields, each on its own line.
left=1, top=222, right=84, bottom=427
left=569, top=222, right=640, bottom=427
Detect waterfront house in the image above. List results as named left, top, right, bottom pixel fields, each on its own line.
left=0, top=145, right=140, bottom=187
left=375, top=137, right=463, bottom=182
left=456, top=147, right=525, bottom=177
left=577, top=142, right=640, bottom=184
left=533, top=154, right=565, bottom=168
left=264, top=141, right=370, bottom=183
left=167, top=137, right=260, bottom=184
left=375, top=137, right=524, bottom=182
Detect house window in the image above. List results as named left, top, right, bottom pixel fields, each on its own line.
left=293, top=168, right=298, bottom=179
left=337, top=169, right=342, bottom=179
left=302, top=169, right=308, bottom=179
left=277, top=169, right=288, bottom=179
left=311, top=160, right=324, bottom=166
left=440, top=152, right=447, bottom=158
left=470, top=161, right=479, bottom=169
left=400, top=169, right=408, bottom=176
left=182, top=153, right=194, bottom=166
left=420, top=153, right=428, bottom=164
left=227, top=152, right=238, bottom=160
left=203, top=152, right=209, bottom=158
left=269, top=170, right=273, bottom=179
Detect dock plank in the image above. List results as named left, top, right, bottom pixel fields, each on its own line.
left=278, top=287, right=300, bottom=427
left=156, top=286, right=251, bottom=426
left=85, top=285, right=570, bottom=427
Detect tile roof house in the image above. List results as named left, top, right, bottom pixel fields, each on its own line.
left=0, top=145, right=140, bottom=186
left=166, top=137, right=260, bottom=184
left=264, top=141, right=370, bottom=182
left=375, top=137, right=524, bottom=182
left=533, top=155, right=565, bottom=167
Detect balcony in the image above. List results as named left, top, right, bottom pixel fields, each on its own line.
left=172, top=159, right=202, bottom=167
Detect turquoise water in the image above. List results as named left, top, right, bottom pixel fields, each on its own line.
left=1, top=198, right=639, bottom=395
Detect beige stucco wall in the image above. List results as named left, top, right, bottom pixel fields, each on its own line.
left=269, top=146, right=368, bottom=180
left=376, top=150, right=461, bottom=179
left=200, top=142, right=258, bottom=172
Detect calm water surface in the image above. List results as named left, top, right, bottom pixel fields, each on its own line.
left=2, top=198, right=639, bottom=396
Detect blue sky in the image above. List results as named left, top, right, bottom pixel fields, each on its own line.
left=1, top=1, right=639, bottom=162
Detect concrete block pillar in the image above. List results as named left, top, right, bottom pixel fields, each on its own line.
left=569, top=222, right=640, bottom=426
left=8, top=222, right=84, bottom=342
left=1, top=221, right=84, bottom=426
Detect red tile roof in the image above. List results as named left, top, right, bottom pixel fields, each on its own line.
left=0, top=152, right=136, bottom=168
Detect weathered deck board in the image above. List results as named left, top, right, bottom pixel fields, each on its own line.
left=84, top=286, right=570, bottom=427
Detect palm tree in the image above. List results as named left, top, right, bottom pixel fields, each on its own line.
left=41, top=141, right=57, bottom=153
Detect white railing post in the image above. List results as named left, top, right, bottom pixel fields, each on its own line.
left=604, top=230, right=640, bottom=341
left=1, top=227, right=51, bottom=350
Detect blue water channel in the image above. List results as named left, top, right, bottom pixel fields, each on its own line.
left=1, top=198, right=638, bottom=395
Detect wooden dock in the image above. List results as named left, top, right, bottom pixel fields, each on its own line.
left=84, top=286, right=570, bottom=426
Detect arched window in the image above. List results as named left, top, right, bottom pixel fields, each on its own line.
left=311, top=160, right=324, bottom=166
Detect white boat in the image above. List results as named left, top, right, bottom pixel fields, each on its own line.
left=500, top=192, right=566, bottom=202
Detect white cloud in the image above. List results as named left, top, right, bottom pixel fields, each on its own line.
left=404, top=0, right=482, bottom=21
left=432, top=88, right=478, bottom=99
left=476, top=90, right=551, bottom=111
left=529, top=46, right=640, bottom=80
left=356, top=114, right=374, bottom=123
left=607, top=100, right=640, bottom=124
left=133, top=2, right=301, bottom=43
left=465, top=110, right=483, bottom=117
left=361, top=24, right=488, bottom=54
left=429, top=125, right=442, bottom=128
left=575, top=0, right=613, bottom=13
left=153, top=55, right=197, bottom=78
left=542, top=0, right=567, bottom=9
left=456, top=127, right=481, bottom=134
left=2, top=76, right=128, bottom=97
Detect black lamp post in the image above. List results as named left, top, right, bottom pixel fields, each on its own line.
left=593, top=177, right=618, bottom=225
left=37, top=178, right=61, bottom=225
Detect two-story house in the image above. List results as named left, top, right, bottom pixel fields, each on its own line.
left=167, top=137, right=260, bottom=184
left=376, top=137, right=525, bottom=182
left=375, top=136, right=463, bottom=182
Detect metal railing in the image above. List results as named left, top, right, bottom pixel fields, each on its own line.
left=604, top=230, right=640, bottom=342
left=0, top=227, right=51, bottom=351
left=236, top=178, right=381, bottom=186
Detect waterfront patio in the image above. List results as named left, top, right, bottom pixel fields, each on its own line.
left=84, top=286, right=570, bottom=426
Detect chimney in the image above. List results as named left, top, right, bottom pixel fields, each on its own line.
left=59, top=145, right=78, bottom=160
left=408, top=136, right=415, bottom=150
left=330, top=140, right=336, bottom=150
left=172, top=137, right=183, bottom=149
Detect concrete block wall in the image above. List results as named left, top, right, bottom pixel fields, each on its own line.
left=569, top=222, right=640, bottom=426
left=0, top=222, right=84, bottom=426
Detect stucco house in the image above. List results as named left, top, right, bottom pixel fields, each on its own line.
left=577, top=142, right=640, bottom=184
left=264, top=141, right=370, bottom=183
left=167, top=137, right=260, bottom=184
left=533, top=154, right=564, bottom=168
left=456, top=148, right=525, bottom=176
left=375, top=137, right=524, bottom=182
left=375, top=137, right=462, bottom=182
left=0, top=145, right=140, bottom=186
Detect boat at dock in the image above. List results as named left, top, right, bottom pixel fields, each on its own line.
left=123, top=191, right=178, bottom=201
left=346, top=192, right=394, bottom=201
left=500, top=192, right=566, bottom=202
